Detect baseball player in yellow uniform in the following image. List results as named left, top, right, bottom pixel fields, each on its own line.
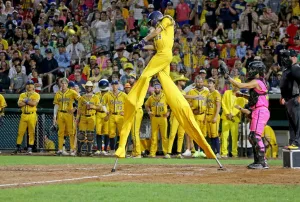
left=206, top=78, right=222, bottom=158
left=13, top=80, right=40, bottom=154
left=262, top=125, right=278, bottom=158
left=115, top=11, right=215, bottom=159
left=145, top=84, right=170, bottom=157
left=186, top=75, right=209, bottom=158
left=94, top=79, right=110, bottom=155
left=77, top=81, right=101, bottom=156
left=53, top=78, right=80, bottom=156
left=0, top=94, right=7, bottom=127
left=221, top=78, right=248, bottom=158
left=103, top=80, right=127, bottom=154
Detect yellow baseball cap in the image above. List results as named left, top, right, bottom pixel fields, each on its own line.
left=120, top=57, right=128, bottom=62
left=90, top=55, right=97, bottom=60
left=123, top=62, right=134, bottom=70
left=129, top=73, right=136, bottom=79
left=173, top=75, right=189, bottom=82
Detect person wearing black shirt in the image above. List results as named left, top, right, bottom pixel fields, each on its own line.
left=274, top=34, right=290, bottom=66
left=40, top=48, right=58, bottom=93
left=280, top=49, right=300, bottom=150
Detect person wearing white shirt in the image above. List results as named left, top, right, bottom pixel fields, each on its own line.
left=227, top=21, right=241, bottom=45
left=66, top=36, right=85, bottom=62
left=92, top=11, right=112, bottom=51
left=8, top=58, right=26, bottom=79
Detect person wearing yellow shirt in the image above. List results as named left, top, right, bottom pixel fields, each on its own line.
left=221, top=78, right=248, bottom=158
left=0, top=33, right=8, bottom=50
left=12, top=80, right=40, bottom=155
left=0, top=94, right=7, bottom=127
left=145, top=83, right=170, bottom=157
left=186, top=76, right=209, bottom=158
left=82, top=55, right=99, bottom=81
left=44, top=135, right=56, bottom=154
left=77, top=81, right=101, bottom=156
left=220, top=40, right=237, bottom=59
left=94, top=79, right=110, bottom=155
left=206, top=78, right=221, bottom=158
left=103, top=80, right=127, bottom=154
left=164, top=2, right=175, bottom=18
left=262, top=125, right=278, bottom=158
left=53, top=78, right=80, bottom=156
left=183, top=38, right=197, bottom=79
left=193, top=49, right=206, bottom=69
left=172, top=47, right=182, bottom=64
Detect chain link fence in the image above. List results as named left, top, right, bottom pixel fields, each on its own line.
left=0, top=109, right=152, bottom=152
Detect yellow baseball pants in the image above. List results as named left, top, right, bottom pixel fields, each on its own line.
left=168, top=114, right=185, bottom=154
left=109, top=114, right=124, bottom=138
left=79, top=115, right=96, bottom=131
left=17, top=113, right=37, bottom=146
left=96, top=113, right=109, bottom=135
left=150, top=116, right=168, bottom=157
left=115, top=51, right=215, bottom=159
left=195, top=114, right=207, bottom=137
left=57, top=112, right=75, bottom=150
left=206, top=115, right=220, bottom=138
left=221, top=119, right=239, bottom=157
left=131, top=108, right=143, bottom=156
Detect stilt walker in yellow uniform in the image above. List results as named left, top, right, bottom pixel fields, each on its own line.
left=94, top=79, right=110, bottom=155
left=103, top=80, right=127, bottom=154
left=145, top=83, right=170, bottom=157
left=206, top=78, right=222, bottom=158
left=115, top=11, right=215, bottom=159
left=221, top=78, right=247, bottom=158
left=77, top=81, right=101, bottom=156
left=53, top=78, right=80, bottom=156
left=186, top=75, right=209, bottom=158
left=13, top=80, right=40, bottom=155
left=126, top=73, right=144, bottom=158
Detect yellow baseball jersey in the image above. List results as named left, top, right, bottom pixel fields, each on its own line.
left=95, top=91, right=108, bottom=117
left=78, top=94, right=100, bottom=115
left=187, top=88, right=209, bottom=114
left=193, top=55, right=206, bottom=68
left=145, top=93, right=168, bottom=116
left=206, top=90, right=221, bottom=115
left=103, top=91, right=127, bottom=114
left=18, top=92, right=40, bottom=113
left=0, top=94, right=7, bottom=116
left=53, top=89, right=79, bottom=111
left=155, top=16, right=175, bottom=52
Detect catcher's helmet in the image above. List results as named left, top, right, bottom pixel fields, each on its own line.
left=98, top=79, right=109, bottom=91
left=148, top=11, right=163, bottom=27
left=248, top=61, right=266, bottom=79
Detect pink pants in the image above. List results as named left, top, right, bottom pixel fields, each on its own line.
left=250, top=107, right=270, bottom=135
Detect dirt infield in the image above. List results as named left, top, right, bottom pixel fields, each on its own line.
left=1, top=163, right=300, bottom=188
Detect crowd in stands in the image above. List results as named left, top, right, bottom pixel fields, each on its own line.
left=0, top=0, right=299, bottom=95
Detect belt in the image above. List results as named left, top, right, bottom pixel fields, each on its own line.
left=195, top=112, right=204, bottom=115
left=23, top=112, right=34, bottom=115
left=59, top=110, right=67, bottom=113
left=98, top=111, right=105, bottom=113
left=206, top=114, right=213, bottom=115
left=112, top=112, right=118, bottom=115
left=84, top=114, right=95, bottom=117
left=155, top=115, right=162, bottom=117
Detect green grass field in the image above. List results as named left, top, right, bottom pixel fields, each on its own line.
left=0, top=156, right=299, bottom=202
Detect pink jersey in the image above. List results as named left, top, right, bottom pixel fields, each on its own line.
left=252, top=79, right=269, bottom=109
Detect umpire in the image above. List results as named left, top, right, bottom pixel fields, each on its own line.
left=280, top=49, right=300, bottom=150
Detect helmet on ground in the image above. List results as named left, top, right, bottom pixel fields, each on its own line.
left=148, top=11, right=163, bottom=27
left=98, top=79, right=109, bottom=91
left=247, top=61, right=266, bottom=79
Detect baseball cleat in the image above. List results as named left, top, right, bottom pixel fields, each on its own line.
left=133, top=155, right=142, bottom=159
left=287, top=144, right=299, bottom=150
left=216, top=153, right=221, bottom=159
left=182, top=149, right=192, bottom=157
left=199, top=151, right=207, bottom=158
left=94, top=150, right=101, bottom=155
left=101, top=151, right=108, bottom=155
left=62, top=151, right=69, bottom=156
left=26, top=148, right=32, bottom=155
left=247, top=163, right=264, bottom=169
left=176, top=154, right=183, bottom=159
left=70, top=151, right=76, bottom=156
left=192, top=151, right=200, bottom=158
left=221, top=155, right=228, bottom=158
left=164, top=154, right=171, bottom=159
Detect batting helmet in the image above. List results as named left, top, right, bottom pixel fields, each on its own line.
left=98, top=79, right=109, bottom=91
left=68, top=81, right=75, bottom=88
left=148, top=11, right=163, bottom=27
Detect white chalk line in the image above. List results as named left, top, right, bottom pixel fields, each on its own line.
left=0, top=173, right=149, bottom=188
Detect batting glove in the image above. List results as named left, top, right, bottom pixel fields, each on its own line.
left=133, top=39, right=146, bottom=50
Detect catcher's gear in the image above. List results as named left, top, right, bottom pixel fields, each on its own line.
left=133, top=39, right=146, bottom=50
left=50, top=125, right=58, bottom=133
left=78, top=131, right=85, bottom=142
left=218, top=61, right=229, bottom=77
left=247, top=61, right=266, bottom=79
left=148, top=11, right=163, bottom=27
left=248, top=79, right=268, bottom=107
left=98, top=79, right=109, bottom=91
left=86, top=131, right=94, bottom=142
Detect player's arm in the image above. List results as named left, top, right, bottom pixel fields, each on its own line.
left=143, top=26, right=163, bottom=42
left=235, top=105, right=251, bottom=115
left=145, top=98, right=152, bottom=116
left=18, top=94, right=26, bottom=107
left=214, top=101, right=221, bottom=122
left=229, top=77, right=259, bottom=89
left=143, top=45, right=155, bottom=50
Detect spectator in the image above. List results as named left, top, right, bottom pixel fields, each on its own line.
left=83, top=55, right=99, bottom=81
left=231, top=0, right=247, bottom=21
left=205, top=0, right=217, bottom=30
left=236, top=39, right=247, bottom=59
left=164, top=2, right=175, bottom=18
left=274, top=34, right=290, bottom=65
left=0, top=6, right=7, bottom=24
left=176, top=0, right=191, bottom=27
left=239, top=3, right=259, bottom=48
left=228, top=21, right=241, bottom=45
left=54, top=44, right=71, bottom=75
left=289, top=35, right=300, bottom=52
left=39, top=48, right=58, bottom=93
left=216, top=0, right=236, bottom=30
left=254, top=37, right=266, bottom=56
left=9, top=64, right=27, bottom=93
left=66, top=35, right=85, bottom=63
left=261, top=46, right=274, bottom=69
left=137, top=10, right=149, bottom=40
left=269, top=70, right=282, bottom=91
left=74, top=71, right=86, bottom=93
left=120, top=62, right=133, bottom=85
left=286, top=16, right=299, bottom=45
left=112, top=7, right=127, bottom=47
left=205, top=39, right=219, bottom=59
left=259, top=7, right=278, bottom=36
left=92, top=11, right=112, bottom=51
left=9, top=57, right=26, bottom=79
left=0, top=71, right=9, bottom=92
left=28, top=69, right=42, bottom=93
left=267, top=0, right=281, bottom=15
left=220, top=40, right=236, bottom=59
left=53, top=77, right=62, bottom=93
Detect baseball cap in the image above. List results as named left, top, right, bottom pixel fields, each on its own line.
left=85, top=81, right=94, bottom=87
left=26, top=80, right=35, bottom=85
left=45, top=48, right=52, bottom=53
left=57, top=44, right=65, bottom=48
left=123, top=63, right=134, bottom=70
left=208, top=77, right=216, bottom=84
left=290, top=49, right=298, bottom=57
left=154, top=83, right=161, bottom=88
left=68, top=81, right=75, bottom=88
left=120, top=57, right=128, bottom=62
left=124, top=83, right=131, bottom=88
left=167, top=2, right=173, bottom=6
left=111, top=80, right=119, bottom=85
left=90, top=55, right=97, bottom=60
left=129, top=73, right=136, bottom=79
left=148, top=4, right=154, bottom=9
left=199, top=69, right=207, bottom=74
